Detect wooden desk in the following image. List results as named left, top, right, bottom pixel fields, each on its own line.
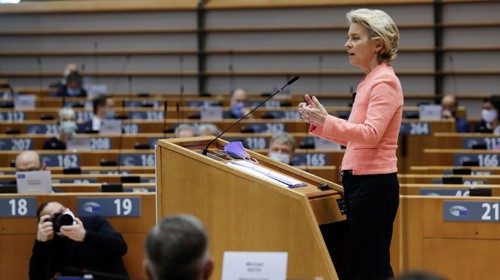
left=410, top=166, right=500, bottom=175
left=400, top=183, right=500, bottom=196
left=0, top=148, right=344, bottom=169
left=0, top=173, right=155, bottom=184
left=0, top=166, right=155, bottom=175
left=0, top=193, right=155, bottom=280
left=397, top=196, right=500, bottom=279
left=398, top=173, right=500, bottom=185
left=423, top=149, right=500, bottom=167
left=432, top=132, right=500, bottom=149
left=398, top=120, right=455, bottom=172
left=0, top=119, right=311, bottom=134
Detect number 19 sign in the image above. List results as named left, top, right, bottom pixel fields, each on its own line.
left=77, top=197, right=141, bottom=217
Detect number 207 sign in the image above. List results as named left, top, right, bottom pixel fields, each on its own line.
left=77, top=197, right=141, bottom=217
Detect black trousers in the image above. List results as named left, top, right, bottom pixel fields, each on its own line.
left=341, top=171, right=399, bottom=280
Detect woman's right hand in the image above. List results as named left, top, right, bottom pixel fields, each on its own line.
left=37, top=215, right=54, bottom=242
left=298, top=94, right=329, bottom=125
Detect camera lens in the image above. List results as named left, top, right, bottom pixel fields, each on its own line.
left=52, top=212, right=74, bottom=233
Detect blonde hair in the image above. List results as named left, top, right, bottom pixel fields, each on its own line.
left=58, top=107, right=76, bottom=121
left=346, top=8, right=399, bottom=63
left=270, top=132, right=296, bottom=150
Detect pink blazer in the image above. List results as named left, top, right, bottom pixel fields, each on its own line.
left=310, top=63, right=404, bottom=175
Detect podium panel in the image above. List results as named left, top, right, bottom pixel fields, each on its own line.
left=156, top=136, right=346, bottom=280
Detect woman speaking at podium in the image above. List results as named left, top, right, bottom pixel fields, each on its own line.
left=298, top=9, right=403, bottom=280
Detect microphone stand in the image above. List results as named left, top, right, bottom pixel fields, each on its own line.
left=201, top=76, right=299, bottom=156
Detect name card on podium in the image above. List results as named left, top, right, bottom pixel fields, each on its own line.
left=222, top=252, right=288, bottom=280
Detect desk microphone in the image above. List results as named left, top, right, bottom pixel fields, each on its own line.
left=201, top=76, right=299, bottom=156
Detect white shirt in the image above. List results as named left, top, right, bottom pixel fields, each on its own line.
left=92, top=115, right=101, bottom=131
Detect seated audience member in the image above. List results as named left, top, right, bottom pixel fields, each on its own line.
left=144, top=214, right=213, bottom=280
left=54, top=71, right=87, bottom=98
left=30, top=201, right=128, bottom=280
left=88, top=95, right=115, bottom=132
left=50, top=63, right=78, bottom=89
left=268, top=132, right=296, bottom=165
left=475, top=95, right=500, bottom=134
left=175, top=124, right=197, bottom=138
left=43, top=107, right=78, bottom=150
left=224, top=88, right=251, bottom=119
left=440, top=94, right=469, bottom=132
left=15, top=151, right=45, bottom=172
left=198, top=123, right=222, bottom=137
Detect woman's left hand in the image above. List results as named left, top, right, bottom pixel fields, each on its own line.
left=298, top=94, right=328, bottom=126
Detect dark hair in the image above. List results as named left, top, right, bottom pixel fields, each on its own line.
left=489, top=95, right=500, bottom=111
left=145, top=215, right=208, bottom=280
left=36, top=202, right=49, bottom=219
left=66, top=71, right=82, bottom=84
left=92, top=95, right=109, bottom=114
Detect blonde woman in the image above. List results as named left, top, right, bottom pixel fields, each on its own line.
left=299, top=9, right=403, bottom=280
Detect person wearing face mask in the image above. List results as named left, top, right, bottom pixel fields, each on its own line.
left=43, top=107, right=78, bottom=150
left=268, top=132, right=296, bottom=165
left=89, top=95, right=115, bottom=132
left=440, top=94, right=469, bottom=132
left=475, top=95, right=500, bottom=134
left=54, top=71, right=88, bottom=98
left=224, top=88, right=252, bottom=119
left=29, top=201, right=128, bottom=280
left=298, top=9, right=402, bottom=280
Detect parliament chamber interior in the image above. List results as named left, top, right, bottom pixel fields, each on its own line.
left=0, top=0, right=499, bottom=279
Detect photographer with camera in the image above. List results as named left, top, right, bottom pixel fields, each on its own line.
left=29, top=201, right=129, bottom=280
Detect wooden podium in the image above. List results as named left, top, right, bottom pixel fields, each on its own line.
left=156, top=136, right=347, bottom=280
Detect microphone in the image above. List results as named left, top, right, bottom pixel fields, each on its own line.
left=111, top=54, right=131, bottom=94
left=317, top=54, right=323, bottom=95
left=201, top=76, right=299, bottom=156
left=117, top=99, right=125, bottom=174
left=163, top=100, right=168, bottom=139
left=229, top=49, right=234, bottom=93
left=94, top=41, right=100, bottom=83
left=36, top=56, right=43, bottom=91
left=448, top=54, right=458, bottom=97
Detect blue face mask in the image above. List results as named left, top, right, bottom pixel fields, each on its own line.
left=67, top=88, right=80, bottom=96
left=231, top=102, right=245, bottom=118
left=60, top=121, right=77, bottom=135
left=224, top=141, right=251, bottom=160
left=105, top=110, right=115, bottom=120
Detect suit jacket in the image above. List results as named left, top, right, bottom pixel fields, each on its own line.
left=54, top=86, right=87, bottom=98
left=309, top=63, right=404, bottom=175
left=29, top=215, right=128, bottom=280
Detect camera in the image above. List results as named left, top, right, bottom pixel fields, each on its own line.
left=47, top=209, right=76, bottom=233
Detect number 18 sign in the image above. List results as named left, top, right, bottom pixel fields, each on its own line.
left=0, top=197, right=36, bottom=217
left=77, top=197, right=141, bottom=217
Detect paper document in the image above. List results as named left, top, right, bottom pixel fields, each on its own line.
left=228, top=160, right=306, bottom=188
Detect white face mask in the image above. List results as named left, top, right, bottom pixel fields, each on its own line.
left=269, top=151, right=290, bottom=165
left=481, top=109, right=498, bottom=123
